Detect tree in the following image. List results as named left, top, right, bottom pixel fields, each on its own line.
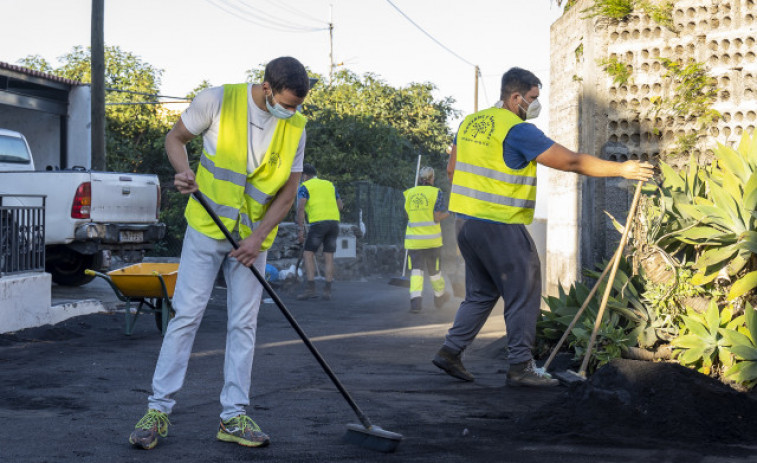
left=246, top=66, right=458, bottom=221
left=21, top=49, right=459, bottom=252
left=20, top=46, right=181, bottom=178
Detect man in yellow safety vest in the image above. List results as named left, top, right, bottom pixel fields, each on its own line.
left=432, top=67, right=654, bottom=387
left=296, top=163, right=343, bottom=300
left=129, top=57, right=310, bottom=450
left=403, top=166, right=450, bottom=313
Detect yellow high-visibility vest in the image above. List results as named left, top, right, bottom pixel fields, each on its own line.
left=449, top=107, right=536, bottom=224
left=302, top=177, right=340, bottom=223
left=185, top=83, right=306, bottom=249
left=404, top=185, right=442, bottom=249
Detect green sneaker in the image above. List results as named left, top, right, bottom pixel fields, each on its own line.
left=129, top=409, right=170, bottom=450
left=217, top=415, right=270, bottom=447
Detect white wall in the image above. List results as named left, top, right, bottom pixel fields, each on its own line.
left=0, top=107, right=60, bottom=170
left=68, top=85, right=91, bottom=169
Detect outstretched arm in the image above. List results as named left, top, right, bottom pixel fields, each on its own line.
left=535, top=142, right=654, bottom=181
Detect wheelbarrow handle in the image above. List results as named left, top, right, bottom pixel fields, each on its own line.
left=190, top=191, right=374, bottom=430
left=85, top=268, right=131, bottom=303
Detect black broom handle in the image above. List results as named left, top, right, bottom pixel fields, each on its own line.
left=192, top=192, right=373, bottom=429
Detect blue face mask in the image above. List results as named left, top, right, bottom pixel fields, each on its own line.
left=265, top=91, right=295, bottom=120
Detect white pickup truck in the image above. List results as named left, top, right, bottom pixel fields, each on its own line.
left=0, top=128, right=165, bottom=285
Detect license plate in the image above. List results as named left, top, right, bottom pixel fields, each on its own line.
left=119, top=230, right=144, bottom=243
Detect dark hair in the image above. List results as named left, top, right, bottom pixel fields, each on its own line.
left=302, top=163, right=317, bottom=177
left=500, top=67, right=541, bottom=100
left=263, top=56, right=310, bottom=98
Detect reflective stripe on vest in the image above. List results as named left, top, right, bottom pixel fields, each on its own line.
left=404, top=185, right=442, bottom=249
left=185, top=83, right=306, bottom=249
left=302, top=177, right=340, bottom=223
left=448, top=107, right=537, bottom=224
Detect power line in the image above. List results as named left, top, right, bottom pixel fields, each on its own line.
left=204, top=0, right=328, bottom=32
left=105, top=87, right=189, bottom=100
left=265, top=0, right=329, bottom=25
left=221, top=0, right=326, bottom=31
left=105, top=101, right=190, bottom=106
left=384, top=0, right=476, bottom=68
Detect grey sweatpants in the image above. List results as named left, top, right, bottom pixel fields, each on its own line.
left=148, top=226, right=267, bottom=421
left=443, top=218, right=541, bottom=364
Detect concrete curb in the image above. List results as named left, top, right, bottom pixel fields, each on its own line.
left=48, top=299, right=107, bottom=324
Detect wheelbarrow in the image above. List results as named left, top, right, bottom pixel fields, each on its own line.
left=85, top=263, right=179, bottom=336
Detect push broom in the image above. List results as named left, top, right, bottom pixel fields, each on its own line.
left=192, top=192, right=403, bottom=453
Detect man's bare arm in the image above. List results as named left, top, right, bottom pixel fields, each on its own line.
left=165, top=119, right=199, bottom=193
left=535, top=143, right=654, bottom=181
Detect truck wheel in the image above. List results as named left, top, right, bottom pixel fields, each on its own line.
left=46, top=246, right=104, bottom=286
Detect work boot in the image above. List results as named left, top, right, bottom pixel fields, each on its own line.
left=217, top=414, right=270, bottom=447
left=506, top=359, right=559, bottom=387
left=129, top=409, right=170, bottom=450
left=297, top=281, right=318, bottom=300
left=409, top=297, right=422, bottom=313
left=434, top=292, right=450, bottom=309
left=432, top=345, right=474, bottom=381
left=322, top=281, right=332, bottom=300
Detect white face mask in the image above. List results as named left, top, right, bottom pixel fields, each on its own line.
left=265, top=91, right=295, bottom=119
left=518, top=94, right=542, bottom=120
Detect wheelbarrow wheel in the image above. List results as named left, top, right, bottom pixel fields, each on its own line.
left=153, top=299, right=175, bottom=333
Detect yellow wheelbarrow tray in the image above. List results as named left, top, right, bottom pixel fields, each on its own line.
left=85, top=262, right=179, bottom=336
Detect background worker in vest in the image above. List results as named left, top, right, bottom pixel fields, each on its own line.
left=296, top=163, right=343, bottom=300
left=403, top=166, right=451, bottom=313
left=129, top=57, right=310, bottom=450
left=432, top=67, right=654, bottom=387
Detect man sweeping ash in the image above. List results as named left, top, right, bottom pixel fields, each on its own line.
left=432, top=67, right=654, bottom=387
left=129, top=56, right=310, bottom=449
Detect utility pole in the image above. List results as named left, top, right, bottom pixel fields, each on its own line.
left=474, top=65, right=479, bottom=112
left=91, top=0, right=106, bottom=171
left=328, top=5, right=334, bottom=83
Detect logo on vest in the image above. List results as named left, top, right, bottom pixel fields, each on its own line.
left=269, top=151, right=282, bottom=169
left=462, top=114, right=495, bottom=142
left=408, top=193, right=429, bottom=211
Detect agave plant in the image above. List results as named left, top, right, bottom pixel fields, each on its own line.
left=721, top=303, right=757, bottom=388
left=671, top=132, right=757, bottom=299
left=569, top=315, right=633, bottom=372
left=538, top=279, right=600, bottom=349
left=671, top=299, right=743, bottom=375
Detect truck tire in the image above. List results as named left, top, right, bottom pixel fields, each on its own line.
left=46, top=246, right=104, bottom=286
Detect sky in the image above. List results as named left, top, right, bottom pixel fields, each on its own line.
left=1, top=0, right=565, bottom=216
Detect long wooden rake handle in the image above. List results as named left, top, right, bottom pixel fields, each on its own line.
left=542, top=246, right=619, bottom=372
left=578, top=180, right=644, bottom=376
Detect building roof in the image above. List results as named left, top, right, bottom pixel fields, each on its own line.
left=0, top=61, right=83, bottom=86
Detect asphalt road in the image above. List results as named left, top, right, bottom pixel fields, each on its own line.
left=2, top=276, right=755, bottom=462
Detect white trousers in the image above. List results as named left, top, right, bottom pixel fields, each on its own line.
left=148, top=226, right=267, bottom=421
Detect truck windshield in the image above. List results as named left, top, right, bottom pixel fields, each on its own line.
left=0, top=135, right=32, bottom=163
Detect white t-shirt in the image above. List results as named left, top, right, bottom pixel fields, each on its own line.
left=181, top=83, right=305, bottom=174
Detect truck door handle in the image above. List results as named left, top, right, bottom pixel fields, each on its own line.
left=122, top=187, right=131, bottom=195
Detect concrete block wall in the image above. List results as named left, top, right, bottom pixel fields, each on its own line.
left=0, top=272, right=51, bottom=332
left=547, top=0, right=757, bottom=295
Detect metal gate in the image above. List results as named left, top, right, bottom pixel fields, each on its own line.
left=0, top=194, right=46, bottom=275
